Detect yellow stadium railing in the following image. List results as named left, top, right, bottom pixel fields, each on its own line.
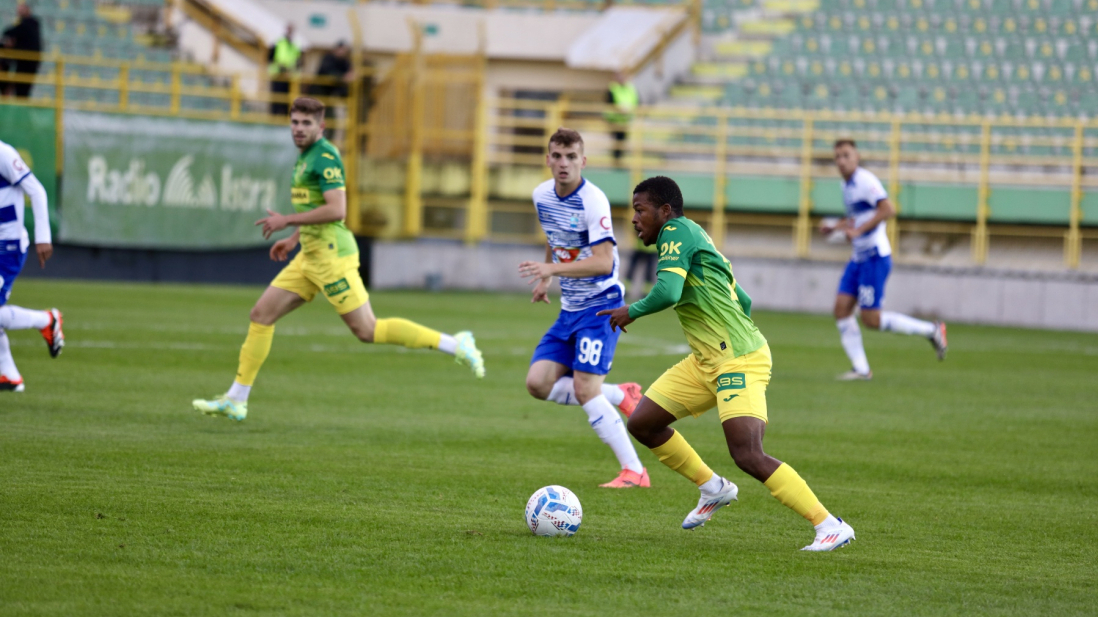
left=3, top=49, right=1097, bottom=269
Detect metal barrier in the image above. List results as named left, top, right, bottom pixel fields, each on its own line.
left=3, top=49, right=1096, bottom=268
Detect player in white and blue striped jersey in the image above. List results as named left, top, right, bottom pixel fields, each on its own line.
left=822, top=139, right=946, bottom=380
left=518, top=128, right=648, bottom=488
left=0, top=139, right=64, bottom=393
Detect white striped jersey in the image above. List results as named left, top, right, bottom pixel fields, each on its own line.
left=532, top=178, right=622, bottom=312
left=0, top=140, right=37, bottom=251
left=842, top=167, right=891, bottom=262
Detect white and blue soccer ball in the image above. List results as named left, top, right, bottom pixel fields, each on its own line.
left=525, top=485, right=582, bottom=537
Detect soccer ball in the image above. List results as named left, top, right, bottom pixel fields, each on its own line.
left=525, top=485, right=582, bottom=537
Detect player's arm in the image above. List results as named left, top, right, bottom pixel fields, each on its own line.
left=845, top=196, right=894, bottom=240
left=596, top=269, right=685, bottom=333
left=257, top=188, right=346, bottom=239
left=19, top=172, right=53, bottom=267
left=519, top=239, right=614, bottom=281
left=734, top=282, right=752, bottom=317
left=529, top=244, right=554, bottom=304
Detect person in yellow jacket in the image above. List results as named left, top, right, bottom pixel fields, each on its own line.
left=268, top=24, right=302, bottom=116
left=604, top=71, right=638, bottom=164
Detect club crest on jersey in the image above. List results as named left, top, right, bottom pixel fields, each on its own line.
left=569, top=214, right=580, bottom=230
left=553, top=247, right=580, bottom=263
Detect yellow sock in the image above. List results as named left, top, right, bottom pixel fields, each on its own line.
left=763, top=463, right=829, bottom=525
left=650, top=430, right=715, bottom=487
left=373, top=318, right=442, bottom=350
left=236, top=322, right=274, bottom=386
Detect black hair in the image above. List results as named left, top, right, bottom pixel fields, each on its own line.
left=633, top=175, right=684, bottom=216
left=834, top=138, right=857, bottom=148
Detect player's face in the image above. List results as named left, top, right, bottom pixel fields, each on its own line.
left=546, top=142, right=585, bottom=187
left=290, top=112, right=324, bottom=149
left=834, top=144, right=859, bottom=178
left=631, top=191, right=666, bottom=246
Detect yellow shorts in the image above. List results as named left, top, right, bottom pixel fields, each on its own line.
left=270, top=251, right=369, bottom=315
left=646, top=344, right=772, bottom=424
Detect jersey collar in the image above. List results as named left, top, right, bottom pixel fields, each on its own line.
left=301, top=137, right=327, bottom=157
left=554, top=177, right=586, bottom=201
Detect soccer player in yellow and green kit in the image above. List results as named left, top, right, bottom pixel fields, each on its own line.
left=193, top=97, right=484, bottom=421
left=598, top=176, right=855, bottom=551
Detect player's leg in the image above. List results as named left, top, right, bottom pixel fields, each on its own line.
left=342, top=302, right=484, bottom=377
left=860, top=256, right=948, bottom=360
left=569, top=310, right=646, bottom=485
left=526, top=313, right=641, bottom=414
left=718, top=345, right=854, bottom=550
left=629, top=356, right=740, bottom=526
left=835, top=259, right=871, bottom=379
left=722, top=417, right=854, bottom=550
left=572, top=370, right=647, bottom=485
left=0, top=328, right=22, bottom=391
left=193, top=285, right=305, bottom=419
left=310, top=255, right=483, bottom=377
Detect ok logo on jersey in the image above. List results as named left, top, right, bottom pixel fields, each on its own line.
left=660, top=241, right=682, bottom=256
left=323, top=167, right=344, bottom=181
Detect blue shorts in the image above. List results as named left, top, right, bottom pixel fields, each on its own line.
left=838, top=254, right=891, bottom=310
left=531, top=300, right=622, bottom=376
left=0, top=243, right=27, bottom=307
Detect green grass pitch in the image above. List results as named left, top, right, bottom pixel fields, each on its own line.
left=2, top=279, right=1096, bottom=616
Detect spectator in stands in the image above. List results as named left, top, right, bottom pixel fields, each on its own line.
left=312, top=41, right=352, bottom=99
left=604, top=71, right=637, bottom=164
left=0, top=32, right=12, bottom=96
left=2, top=2, right=41, bottom=98
left=268, top=24, right=301, bottom=116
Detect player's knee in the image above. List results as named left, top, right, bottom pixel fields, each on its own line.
left=860, top=312, right=880, bottom=329
left=249, top=305, right=274, bottom=325
left=525, top=375, right=551, bottom=400
left=571, top=379, right=601, bottom=405
left=351, top=322, right=375, bottom=343
left=728, top=445, right=767, bottom=476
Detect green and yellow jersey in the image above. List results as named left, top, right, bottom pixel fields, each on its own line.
left=634, top=216, right=765, bottom=365
left=291, top=137, right=356, bottom=259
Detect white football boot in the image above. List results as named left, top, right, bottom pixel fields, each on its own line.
left=682, top=478, right=738, bottom=530
left=836, top=370, right=872, bottom=381
left=801, top=517, right=856, bottom=552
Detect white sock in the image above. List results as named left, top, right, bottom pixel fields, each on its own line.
left=227, top=381, right=251, bottom=402
left=837, top=316, right=870, bottom=375
left=814, top=514, right=841, bottom=531
left=880, top=311, right=936, bottom=337
left=438, top=334, right=457, bottom=355
left=602, top=383, right=625, bottom=406
left=582, top=395, right=644, bottom=473
left=546, top=376, right=624, bottom=407
left=0, top=329, right=20, bottom=380
left=0, top=305, right=51, bottom=330
left=700, top=473, right=725, bottom=494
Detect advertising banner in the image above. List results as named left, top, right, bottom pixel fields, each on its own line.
left=0, top=104, right=58, bottom=237
left=61, top=111, right=299, bottom=249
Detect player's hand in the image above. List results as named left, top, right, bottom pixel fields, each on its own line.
left=844, top=226, right=861, bottom=241
left=35, top=243, right=53, bottom=268
left=596, top=304, right=635, bottom=333
left=256, top=209, right=290, bottom=239
left=531, top=279, right=551, bottom=304
left=518, top=261, right=554, bottom=283
left=269, top=237, right=297, bottom=262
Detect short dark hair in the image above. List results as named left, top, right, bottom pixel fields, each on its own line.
left=633, top=176, right=684, bottom=216
left=548, top=127, right=584, bottom=151
left=834, top=138, right=857, bottom=149
left=291, top=96, right=325, bottom=120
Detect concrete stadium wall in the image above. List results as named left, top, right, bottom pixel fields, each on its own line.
left=371, top=239, right=1098, bottom=332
